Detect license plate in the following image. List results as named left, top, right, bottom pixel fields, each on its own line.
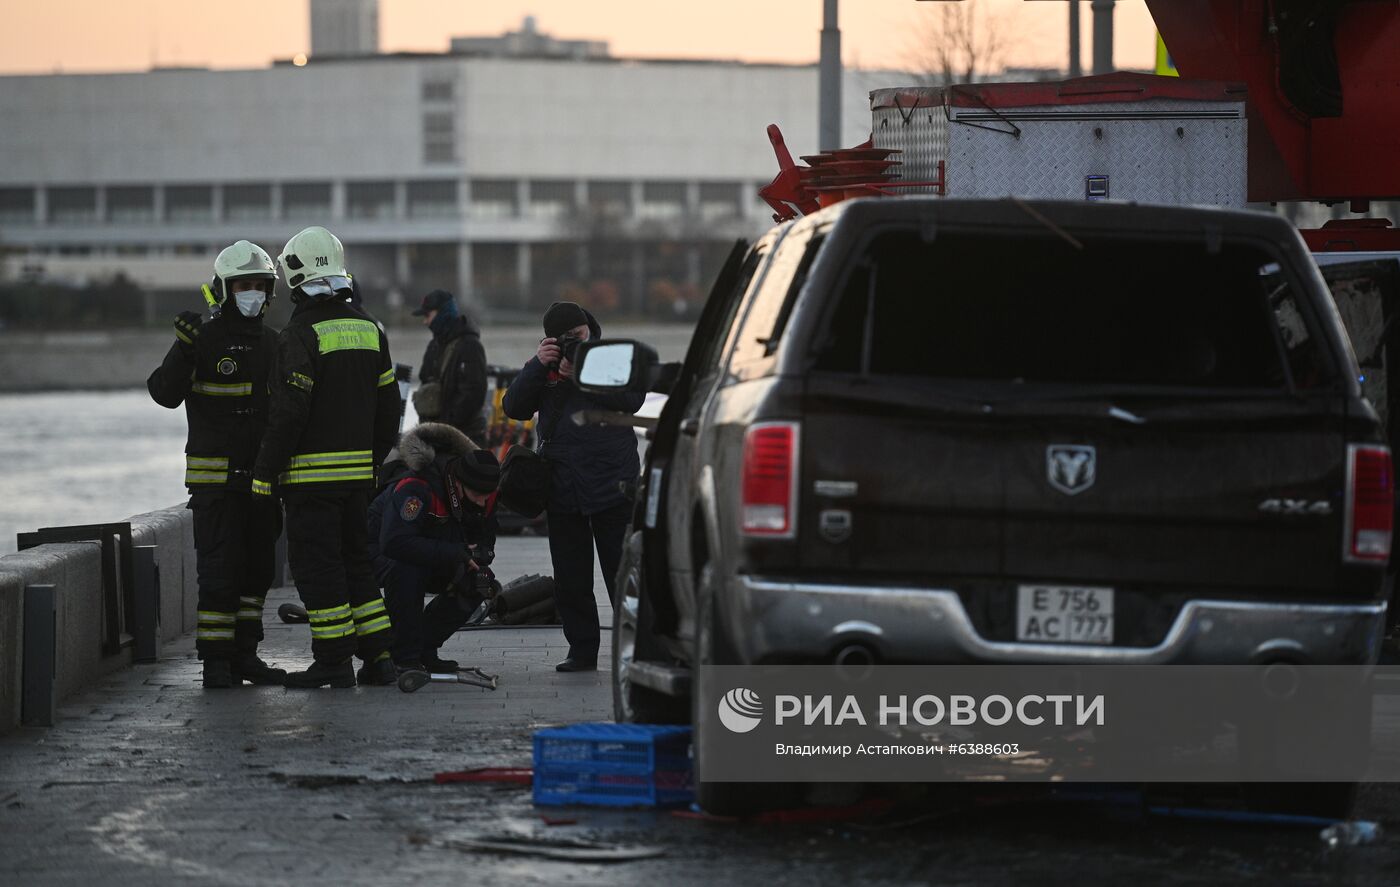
left=1016, top=585, right=1114, bottom=645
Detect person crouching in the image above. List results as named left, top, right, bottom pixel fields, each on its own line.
left=369, top=423, right=500, bottom=673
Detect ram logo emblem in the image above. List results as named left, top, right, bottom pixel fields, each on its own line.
left=1047, top=445, right=1096, bottom=496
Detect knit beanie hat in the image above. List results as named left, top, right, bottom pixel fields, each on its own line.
left=450, top=449, right=501, bottom=493
left=542, top=301, right=588, bottom=339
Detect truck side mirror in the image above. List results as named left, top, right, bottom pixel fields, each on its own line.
left=575, top=339, right=660, bottom=394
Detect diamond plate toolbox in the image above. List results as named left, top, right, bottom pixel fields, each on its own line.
left=870, top=78, right=1247, bottom=207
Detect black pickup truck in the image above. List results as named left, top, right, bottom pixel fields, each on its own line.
left=573, top=198, right=1394, bottom=812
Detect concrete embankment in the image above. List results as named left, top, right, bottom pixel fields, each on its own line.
left=0, top=323, right=695, bottom=392
left=0, top=504, right=198, bottom=734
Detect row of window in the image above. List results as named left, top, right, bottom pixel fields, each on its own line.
left=23, top=244, right=219, bottom=257
left=0, top=180, right=754, bottom=225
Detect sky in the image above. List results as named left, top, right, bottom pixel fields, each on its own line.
left=0, top=0, right=1159, bottom=76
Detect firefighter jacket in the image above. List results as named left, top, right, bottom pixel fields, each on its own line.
left=147, top=310, right=277, bottom=493
left=252, top=298, right=401, bottom=496
left=367, top=423, right=498, bottom=572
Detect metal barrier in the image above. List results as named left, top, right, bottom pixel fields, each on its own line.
left=17, top=523, right=134, bottom=656
left=21, top=584, right=55, bottom=727
left=131, top=545, right=159, bottom=663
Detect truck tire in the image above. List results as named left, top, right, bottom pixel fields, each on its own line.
left=612, top=531, right=686, bottom=725
left=691, top=561, right=798, bottom=816
left=1236, top=676, right=1368, bottom=820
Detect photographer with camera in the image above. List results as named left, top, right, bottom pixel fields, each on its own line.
left=503, top=301, right=644, bottom=672
left=367, top=422, right=501, bottom=675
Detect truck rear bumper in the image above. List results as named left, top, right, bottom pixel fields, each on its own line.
left=728, top=577, right=1386, bottom=665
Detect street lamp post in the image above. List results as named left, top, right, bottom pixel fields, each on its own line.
left=1069, top=2, right=1082, bottom=78
left=820, top=0, right=841, bottom=151
left=1092, top=0, right=1116, bottom=75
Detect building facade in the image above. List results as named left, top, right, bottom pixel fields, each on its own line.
left=311, top=0, right=379, bottom=58
left=0, top=53, right=899, bottom=320
left=450, top=16, right=608, bottom=61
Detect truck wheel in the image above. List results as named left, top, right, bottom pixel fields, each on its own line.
left=691, top=561, right=797, bottom=816
left=612, top=532, right=686, bottom=725
left=1236, top=677, right=1368, bottom=820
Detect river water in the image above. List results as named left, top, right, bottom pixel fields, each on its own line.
left=0, top=390, right=189, bottom=555
left=0, top=387, right=666, bottom=556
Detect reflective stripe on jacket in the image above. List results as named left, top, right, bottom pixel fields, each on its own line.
left=253, top=298, right=400, bottom=493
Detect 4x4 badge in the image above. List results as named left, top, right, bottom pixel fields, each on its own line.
left=1047, top=445, right=1096, bottom=496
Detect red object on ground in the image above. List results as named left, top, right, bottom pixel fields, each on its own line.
left=433, top=767, right=533, bottom=785
left=540, top=814, right=579, bottom=826
left=671, top=808, right=741, bottom=823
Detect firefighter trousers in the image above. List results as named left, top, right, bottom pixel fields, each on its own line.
left=191, top=492, right=282, bottom=660
left=285, top=490, right=394, bottom=664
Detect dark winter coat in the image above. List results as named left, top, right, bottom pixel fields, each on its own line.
left=419, top=314, right=488, bottom=441
left=501, top=310, right=644, bottom=515
left=368, top=422, right=498, bottom=574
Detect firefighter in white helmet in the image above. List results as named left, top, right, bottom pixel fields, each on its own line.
left=147, top=240, right=288, bottom=688
left=252, top=226, right=402, bottom=688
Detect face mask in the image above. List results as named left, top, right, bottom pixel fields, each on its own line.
left=233, top=290, right=267, bottom=318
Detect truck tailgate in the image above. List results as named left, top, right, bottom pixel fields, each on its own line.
left=797, top=387, right=1344, bottom=594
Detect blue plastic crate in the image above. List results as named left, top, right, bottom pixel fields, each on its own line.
left=533, top=723, right=693, bottom=808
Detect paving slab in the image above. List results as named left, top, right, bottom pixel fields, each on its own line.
left=0, top=536, right=628, bottom=886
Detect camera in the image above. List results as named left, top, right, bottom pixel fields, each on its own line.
left=552, top=333, right=582, bottom=368
left=472, top=547, right=495, bottom=567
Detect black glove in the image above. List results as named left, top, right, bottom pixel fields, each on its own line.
left=174, top=311, right=203, bottom=352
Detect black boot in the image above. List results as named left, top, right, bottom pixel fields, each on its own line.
left=422, top=653, right=459, bottom=673
left=232, top=653, right=287, bottom=686
left=203, top=658, right=234, bottom=689
left=356, top=652, right=398, bottom=686
left=555, top=656, right=598, bottom=673
left=284, top=659, right=356, bottom=689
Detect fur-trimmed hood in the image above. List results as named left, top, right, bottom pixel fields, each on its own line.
left=397, top=421, right=478, bottom=472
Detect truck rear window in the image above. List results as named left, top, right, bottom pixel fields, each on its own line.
left=815, top=230, right=1333, bottom=390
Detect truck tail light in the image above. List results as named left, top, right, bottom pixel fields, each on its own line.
left=1345, top=444, right=1393, bottom=563
left=741, top=422, right=800, bottom=537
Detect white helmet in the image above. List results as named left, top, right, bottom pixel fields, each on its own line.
left=206, top=240, right=277, bottom=315
left=279, top=226, right=351, bottom=300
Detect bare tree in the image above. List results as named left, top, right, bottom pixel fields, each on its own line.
left=904, top=0, right=1014, bottom=87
